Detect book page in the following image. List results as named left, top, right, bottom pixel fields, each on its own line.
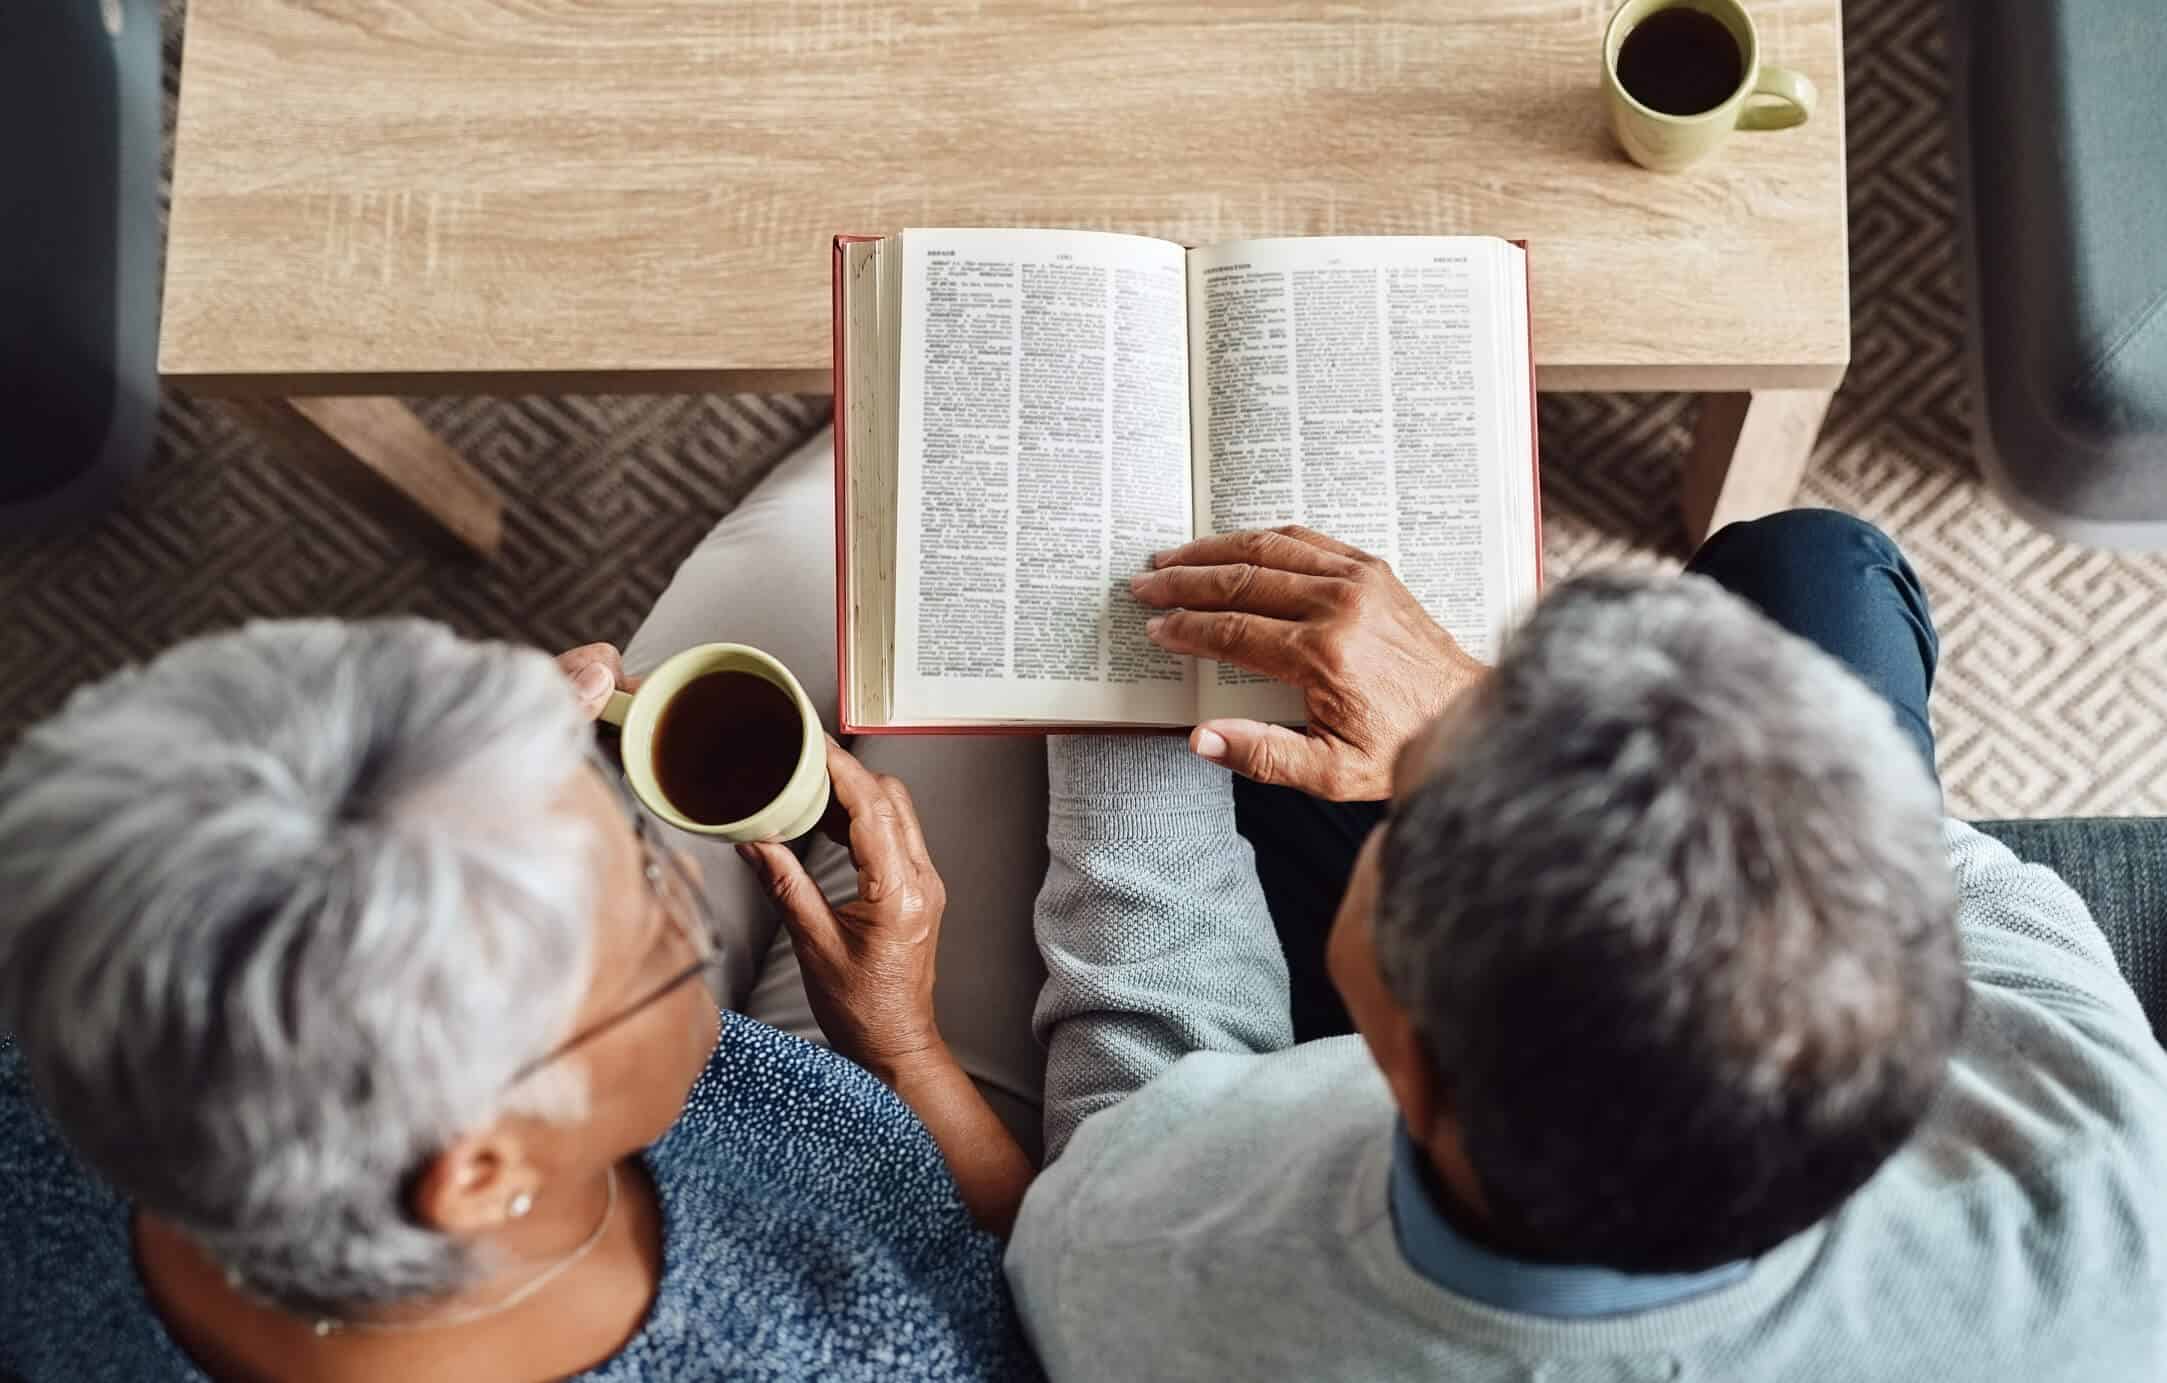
left=892, top=228, right=1196, bottom=725
left=1188, top=237, right=1538, bottom=725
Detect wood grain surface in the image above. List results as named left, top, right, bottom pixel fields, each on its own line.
left=161, top=0, right=1848, bottom=394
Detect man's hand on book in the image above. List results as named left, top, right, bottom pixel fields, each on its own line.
left=1131, top=526, right=1487, bottom=800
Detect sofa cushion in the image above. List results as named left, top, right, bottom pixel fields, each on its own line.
left=1948, top=0, right=2167, bottom=542
left=1976, top=818, right=2166, bottom=1043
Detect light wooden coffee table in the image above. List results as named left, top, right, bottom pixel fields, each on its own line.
left=163, top=0, right=1846, bottom=558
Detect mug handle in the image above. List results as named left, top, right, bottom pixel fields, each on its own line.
left=1737, top=65, right=1816, bottom=131
left=600, top=690, right=635, bottom=726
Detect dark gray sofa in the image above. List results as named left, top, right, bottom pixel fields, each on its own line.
left=1947, top=0, right=2167, bottom=546
left=1979, top=820, right=2165, bottom=1044
left=0, top=0, right=162, bottom=533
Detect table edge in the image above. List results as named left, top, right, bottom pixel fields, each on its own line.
left=160, top=360, right=1851, bottom=399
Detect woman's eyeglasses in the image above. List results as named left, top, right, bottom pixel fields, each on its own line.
left=504, top=767, right=726, bottom=1088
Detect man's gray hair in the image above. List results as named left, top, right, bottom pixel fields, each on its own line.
left=1375, top=571, right=1964, bottom=1271
left=0, top=618, right=598, bottom=1314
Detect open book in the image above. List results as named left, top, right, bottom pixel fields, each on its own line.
left=834, top=229, right=1540, bottom=732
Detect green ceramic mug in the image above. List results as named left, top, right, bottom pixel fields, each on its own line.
left=1603, top=0, right=1817, bottom=173
left=600, top=643, right=831, bottom=843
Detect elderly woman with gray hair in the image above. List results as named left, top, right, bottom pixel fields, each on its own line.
left=0, top=431, right=1050, bottom=1381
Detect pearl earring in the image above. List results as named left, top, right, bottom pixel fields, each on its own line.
left=507, top=1191, right=534, bottom=1220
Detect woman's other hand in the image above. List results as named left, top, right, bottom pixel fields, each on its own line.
left=554, top=643, right=642, bottom=722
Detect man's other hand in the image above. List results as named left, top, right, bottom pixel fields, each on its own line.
left=1130, top=526, right=1486, bottom=800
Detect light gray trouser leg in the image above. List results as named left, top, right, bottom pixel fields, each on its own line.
left=623, top=426, right=1048, bottom=1152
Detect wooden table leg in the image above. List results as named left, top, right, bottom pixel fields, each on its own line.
left=225, top=397, right=505, bottom=558
left=1680, top=389, right=1835, bottom=548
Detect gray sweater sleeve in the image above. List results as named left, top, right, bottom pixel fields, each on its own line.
left=1942, top=817, right=2167, bottom=1157
left=1944, top=818, right=2152, bottom=1027
left=1033, top=735, right=1293, bottom=1162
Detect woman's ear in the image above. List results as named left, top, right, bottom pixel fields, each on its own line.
left=409, top=1129, right=541, bottom=1235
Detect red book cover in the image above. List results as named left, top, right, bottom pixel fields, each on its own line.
left=832, top=234, right=1542, bottom=735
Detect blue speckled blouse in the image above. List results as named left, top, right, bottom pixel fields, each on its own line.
left=0, top=1013, right=1040, bottom=1382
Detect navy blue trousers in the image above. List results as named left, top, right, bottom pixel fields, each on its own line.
left=1237, top=508, right=1942, bottom=1043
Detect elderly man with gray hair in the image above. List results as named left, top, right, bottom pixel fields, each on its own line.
left=1006, top=510, right=2167, bottom=1380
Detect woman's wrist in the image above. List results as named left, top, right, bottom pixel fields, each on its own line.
left=863, top=1032, right=1036, bottom=1236
left=852, top=1030, right=953, bottom=1090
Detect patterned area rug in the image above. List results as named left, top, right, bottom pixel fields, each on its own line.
left=3, top=0, right=2162, bottom=820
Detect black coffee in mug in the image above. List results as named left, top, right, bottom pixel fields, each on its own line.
left=652, top=670, right=804, bottom=825
left=1616, top=7, right=1745, bottom=117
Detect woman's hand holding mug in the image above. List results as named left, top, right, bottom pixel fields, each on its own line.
left=738, top=739, right=947, bottom=1081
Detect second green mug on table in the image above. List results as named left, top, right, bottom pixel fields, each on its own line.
left=1603, top=0, right=1817, bottom=173
left=601, top=643, right=831, bottom=843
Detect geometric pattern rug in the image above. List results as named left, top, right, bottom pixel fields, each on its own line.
left=3, top=0, right=2163, bottom=821
left=1537, top=0, right=2167, bottom=821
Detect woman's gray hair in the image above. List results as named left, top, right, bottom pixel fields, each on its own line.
left=0, top=618, right=599, bottom=1315
left=1376, top=570, right=1963, bottom=1271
